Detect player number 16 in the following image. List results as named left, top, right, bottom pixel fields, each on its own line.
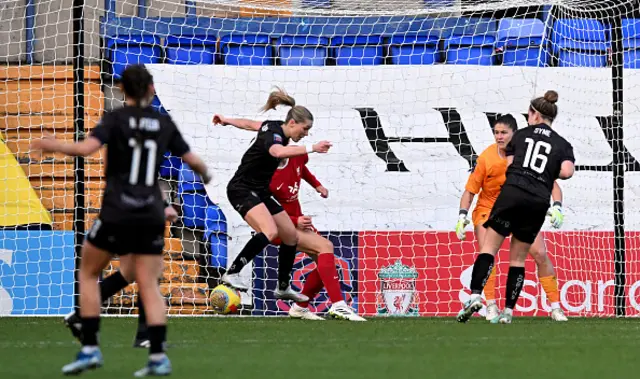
left=523, top=137, right=551, bottom=174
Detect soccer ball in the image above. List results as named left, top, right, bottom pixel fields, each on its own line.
left=209, top=284, right=241, bottom=314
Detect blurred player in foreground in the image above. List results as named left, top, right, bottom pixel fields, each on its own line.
left=456, top=114, right=568, bottom=322
left=456, top=90, right=575, bottom=324
left=218, top=88, right=332, bottom=303
left=215, top=116, right=365, bottom=321
left=33, top=65, right=211, bottom=376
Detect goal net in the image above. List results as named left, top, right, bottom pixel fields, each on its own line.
left=1, top=0, right=639, bottom=318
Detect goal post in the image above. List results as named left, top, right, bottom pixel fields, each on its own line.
left=1, top=0, right=640, bottom=317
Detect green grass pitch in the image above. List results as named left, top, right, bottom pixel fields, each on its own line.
left=0, top=317, right=637, bottom=379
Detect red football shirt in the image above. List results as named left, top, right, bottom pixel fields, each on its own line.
left=269, top=154, right=322, bottom=227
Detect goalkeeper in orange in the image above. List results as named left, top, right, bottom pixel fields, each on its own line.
left=455, top=114, right=567, bottom=322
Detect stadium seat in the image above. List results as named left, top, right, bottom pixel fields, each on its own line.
left=389, top=34, right=440, bottom=65
left=203, top=205, right=228, bottom=269
left=444, top=18, right=496, bottom=65
left=159, top=152, right=181, bottom=180
left=496, top=18, right=547, bottom=66
left=105, top=35, right=162, bottom=79
left=220, top=34, right=273, bottom=65
left=164, top=35, right=217, bottom=65
left=551, top=19, right=609, bottom=67
left=276, top=35, right=329, bottom=66
left=178, top=163, right=205, bottom=193
left=331, top=36, right=383, bottom=66
left=623, top=19, right=640, bottom=69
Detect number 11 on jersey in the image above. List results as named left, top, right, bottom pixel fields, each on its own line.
left=128, top=138, right=157, bottom=186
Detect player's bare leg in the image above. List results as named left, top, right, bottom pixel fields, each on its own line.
left=62, top=242, right=110, bottom=375
left=64, top=255, right=135, bottom=342
left=475, top=225, right=500, bottom=320
left=296, top=230, right=365, bottom=321
left=491, top=237, right=530, bottom=324
left=458, top=227, right=504, bottom=323
left=530, top=235, right=567, bottom=321
left=271, top=211, right=309, bottom=302
left=222, top=204, right=277, bottom=292
left=133, top=254, right=172, bottom=377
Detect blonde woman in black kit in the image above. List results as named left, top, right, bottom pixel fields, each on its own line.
left=217, top=88, right=331, bottom=302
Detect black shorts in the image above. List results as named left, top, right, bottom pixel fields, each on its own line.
left=227, top=184, right=284, bottom=219
left=483, top=185, right=549, bottom=244
left=86, top=218, right=166, bottom=255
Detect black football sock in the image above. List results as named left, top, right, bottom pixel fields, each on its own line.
left=504, top=266, right=526, bottom=309
left=136, top=297, right=148, bottom=338
left=278, top=243, right=297, bottom=290
left=74, top=272, right=129, bottom=321
left=147, top=325, right=167, bottom=356
left=99, top=270, right=129, bottom=303
left=470, top=253, right=495, bottom=295
left=80, top=317, right=100, bottom=346
left=226, top=233, right=270, bottom=275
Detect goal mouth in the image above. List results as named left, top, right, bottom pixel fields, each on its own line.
left=0, top=0, right=639, bottom=318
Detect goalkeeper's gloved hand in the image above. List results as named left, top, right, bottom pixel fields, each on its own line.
left=455, top=210, right=471, bottom=241
left=548, top=201, right=564, bottom=229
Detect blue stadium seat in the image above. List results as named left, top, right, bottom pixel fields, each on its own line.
left=331, top=36, right=383, bottom=66
left=551, top=19, right=609, bottom=67
left=106, top=35, right=162, bottom=79
left=178, top=163, right=222, bottom=232
left=178, top=163, right=205, bottom=193
left=203, top=205, right=228, bottom=269
left=159, top=153, right=181, bottom=180
left=444, top=18, right=496, bottom=65
left=496, top=18, right=546, bottom=66
left=220, top=34, right=273, bottom=65
left=276, top=35, right=329, bottom=66
left=389, top=34, right=440, bottom=65
left=623, top=19, right=640, bottom=69
left=164, top=35, right=216, bottom=65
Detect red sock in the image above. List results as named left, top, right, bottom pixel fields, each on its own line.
left=298, top=269, right=323, bottom=308
left=316, top=253, right=344, bottom=304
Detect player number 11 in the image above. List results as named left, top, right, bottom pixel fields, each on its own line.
left=128, top=138, right=158, bottom=186
left=523, top=137, right=552, bottom=174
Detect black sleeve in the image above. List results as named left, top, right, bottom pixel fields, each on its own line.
left=505, top=129, right=521, bottom=156
left=167, top=118, right=191, bottom=157
left=262, top=124, right=285, bottom=152
left=562, top=141, right=575, bottom=163
left=90, top=111, right=114, bottom=145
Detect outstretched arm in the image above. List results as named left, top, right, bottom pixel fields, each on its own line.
left=213, top=115, right=262, bottom=131
left=31, top=134, right=103, bottom=157
left=268, top=142, right=331, bottom=159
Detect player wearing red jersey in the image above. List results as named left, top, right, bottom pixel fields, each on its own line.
left=214, top=115, right=366, bottom=321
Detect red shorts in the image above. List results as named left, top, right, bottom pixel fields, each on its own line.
left=272, top=224, right=318, bottom=246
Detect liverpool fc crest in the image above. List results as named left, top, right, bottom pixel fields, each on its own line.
left=377, top=260, right=419, bottom=316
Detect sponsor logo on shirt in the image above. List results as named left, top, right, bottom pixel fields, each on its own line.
left=273, top=134, right=283, bottom=144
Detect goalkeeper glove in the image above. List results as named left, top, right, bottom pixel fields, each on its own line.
left=548, top=201, right=564, bottom=229
left=455, top=210, right=471, bottom=241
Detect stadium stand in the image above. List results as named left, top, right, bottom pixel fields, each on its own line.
left=164, top=35, right=217, bottom=65
left=496, top=18, right=547, bottom=66
left=551, top=18, right=610, bottom=67
left=623, top=18, right=640, bottom=68
left=389, top=33, right=440, bottom=65
left=276, top=35, right=329, bottom=66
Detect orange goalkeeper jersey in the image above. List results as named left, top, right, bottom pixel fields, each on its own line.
left=465, top=143, right=507, bottom=210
